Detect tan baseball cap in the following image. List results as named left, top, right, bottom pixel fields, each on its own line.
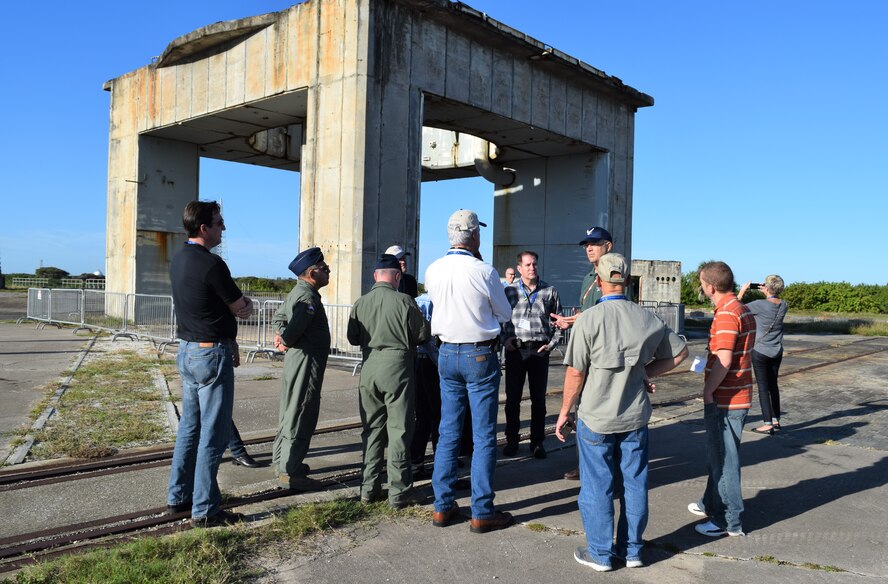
left=448, top=209, right=487, bottom=232
left=597, top=253, right=629, bottom=284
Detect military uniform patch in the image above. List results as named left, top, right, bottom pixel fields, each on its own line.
left=306, top=304, right=316, bottom=315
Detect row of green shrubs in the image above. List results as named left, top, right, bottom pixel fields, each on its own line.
left=680, top=269, right=888, bottom=314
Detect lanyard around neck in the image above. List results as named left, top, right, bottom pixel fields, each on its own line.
left=518, top=279, right=539, bottom=306
left=596, top=294, right=626, bottom=304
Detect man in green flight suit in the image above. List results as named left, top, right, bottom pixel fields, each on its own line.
left=271, top=246, right=332, bottom=492
left=347, top=254, right=430, bottom=508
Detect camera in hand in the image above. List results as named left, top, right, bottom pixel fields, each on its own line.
left=750, top=283, right=763, bottom=289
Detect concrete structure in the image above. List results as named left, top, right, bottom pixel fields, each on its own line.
left=104, top=0, right=652, bottom=304
left=632, top=259, right=682, bottom=304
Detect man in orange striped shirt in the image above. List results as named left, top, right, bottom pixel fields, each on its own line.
left=689, top=261, right=756, bottom=537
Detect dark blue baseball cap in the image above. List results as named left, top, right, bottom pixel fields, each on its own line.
left=375, top=254, right=401, bottom=270
left=578, top=226, right=613, bottom=246
left=288, top=247, right=324, bottom=277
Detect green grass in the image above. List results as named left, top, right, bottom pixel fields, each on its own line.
left=800, top=562, right=844, bottom=572
left=4, top=499, right=416, bottom=584
left=4, top=527, right=257, bottom=584
left=29, top=350, right=171, bottom=459
left=851, top=321, right=888, bottom=336
left=252, top=375, right=276, bottom=381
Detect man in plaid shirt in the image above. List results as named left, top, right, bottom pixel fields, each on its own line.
left=501, top=250, right=562, bottom=459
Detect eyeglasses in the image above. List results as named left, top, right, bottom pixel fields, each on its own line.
left=584, top=240, right=608, bottom=247
left=312, top=264, right=331, bottom=273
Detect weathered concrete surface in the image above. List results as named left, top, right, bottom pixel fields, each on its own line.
left=1, top=331, right=885, bottom=582
left=0, top=291, right=27, bottom=321
left=0, top=322, right=87, bottom=462
left=105, top=0, right=652, bottom=303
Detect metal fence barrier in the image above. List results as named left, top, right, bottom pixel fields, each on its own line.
left=82, top=290, right=128, bottom=335
left=21, top=289, right=685, bottom=368
left=639, top=301, right=685, bottom=335
left=10, top=277, right=105, bottom=289
left=127, top=294, right=176, bottom=346
left=324, top=303, right=363, bottom=373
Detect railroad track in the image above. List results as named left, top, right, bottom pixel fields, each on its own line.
left=2, top=336, right=885, bottom=573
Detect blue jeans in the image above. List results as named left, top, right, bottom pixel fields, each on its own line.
left=228, top=421, right=247, bottom=458
left=699, top=404, right=747, bottom=533
left=167, top=341, right=234, bottom=518
left=577, top=419, right=649, bottom=566
left=432, top=342, right=500, bottom=519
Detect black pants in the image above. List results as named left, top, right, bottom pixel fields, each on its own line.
left=411, top=354, right=472, bottom=465
left=504, top=348, right=549, bottom=446
left=752, top=348, right=783, bottom=423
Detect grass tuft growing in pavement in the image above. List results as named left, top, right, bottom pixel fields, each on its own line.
left=4, top=526, right=259, bottom=584
left=30, top=350, right=171, bottom=460
left=4, top=499, right=417, bottom=584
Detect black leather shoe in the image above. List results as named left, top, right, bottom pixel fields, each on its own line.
left=166, top=500, right=191, bottom=514
left=190, top=509, right=245, bottom=528
left=502, top=442, right=519, bottom=457
left=531, top=444, right=547, bottom=459
left=232, top=453, right=264, bottom=468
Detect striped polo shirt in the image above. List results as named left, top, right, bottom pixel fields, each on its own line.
left=706, top=294, right=757, bottom=409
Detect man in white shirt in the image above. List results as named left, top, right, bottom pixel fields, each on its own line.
left=424, top=209, right=513, bottom=533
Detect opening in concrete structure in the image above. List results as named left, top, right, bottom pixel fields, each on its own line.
left=419, top=93, right=612, bottom=302
left=199, top=159, right=300, bottom=280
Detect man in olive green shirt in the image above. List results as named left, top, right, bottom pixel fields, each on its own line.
left=271, top=247, right=332, bottom=492
left=347, top=254, right=430, bottom=508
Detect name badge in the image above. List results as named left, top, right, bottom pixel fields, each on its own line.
left=517, top=318, right=531, bottom=330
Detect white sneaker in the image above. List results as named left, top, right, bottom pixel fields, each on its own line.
left=695, top=520, right=745, bottom=537
left=625, top=558, right=644, bottom=568
left=687, top=502, right=707, bottom=517
left=574, top=547, right=612, bottom=572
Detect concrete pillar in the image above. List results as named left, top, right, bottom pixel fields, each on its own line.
left=106, top=72, right=198, bottom=296
left=299, top=0, right=422, bottom=304
left=493, top=152, right=615, bottom=305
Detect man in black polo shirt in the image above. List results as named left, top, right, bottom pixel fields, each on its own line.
left=167, top=200, right=253, bottom=527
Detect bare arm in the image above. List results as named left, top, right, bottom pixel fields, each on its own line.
left=556, top=366, right=586, bottom=441
left=551, top=312, right=579, bottom=330
left=645, top=346, right=689, bottom=378
left=702, top=349, right=732, bottom=404
left=737, top=281, right=752, bottom=301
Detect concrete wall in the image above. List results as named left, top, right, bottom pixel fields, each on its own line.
left=492, top=152, right=614, bottom=305
left=632, top=259, right=682, bottom=304
left=105, top=0, right=648, bottom=305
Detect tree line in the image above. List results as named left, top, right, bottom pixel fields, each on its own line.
left=680, top=264, right=888, bottom=314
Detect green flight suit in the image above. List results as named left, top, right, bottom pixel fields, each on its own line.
left=271, top=279, right=331, bottom=480
left=347, top=281, right=430, bottom=503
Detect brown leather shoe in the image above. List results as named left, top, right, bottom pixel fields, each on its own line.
left=564, top=467, right=580, bottom=480
left=432, top=503, right=460, bottom=527
left=470, top=511, right=513, bottom=533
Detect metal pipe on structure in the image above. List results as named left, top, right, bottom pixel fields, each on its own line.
left=475, top=140, right=515, bottom=187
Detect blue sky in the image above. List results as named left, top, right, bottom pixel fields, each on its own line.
left=1, top=1, right=885, bottom=285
